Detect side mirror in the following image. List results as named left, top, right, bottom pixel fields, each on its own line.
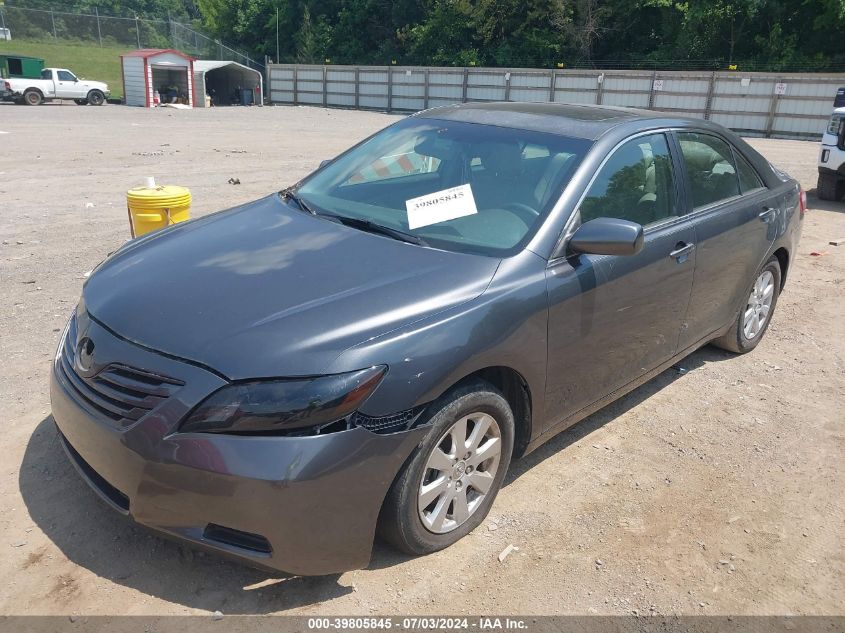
left=568, top=217, right=644, bottom=257
left=319, top=159, right=332, bottom=169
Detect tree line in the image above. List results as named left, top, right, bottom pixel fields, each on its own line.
left=6, top=0, right=845, bottom=71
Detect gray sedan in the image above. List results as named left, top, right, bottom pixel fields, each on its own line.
left=51, top=103, right=804, bottom=575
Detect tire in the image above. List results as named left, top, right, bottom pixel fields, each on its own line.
left=74, top=99, right=88, bottom=106
left=712, top=256, right=782, bottom=354
left=87, top=90, right=105, bottom=106
left=23, top=89, right=42, bottom=106
left=378, top=379, right=514, bottom=555
left=817, top=172, right=842, bottom=201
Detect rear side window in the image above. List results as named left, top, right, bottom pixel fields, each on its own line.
left=40, top=69, right=51, bottom=80
left=678, top=132, right=740, bottom=208
left=734, top=151, right=764, bottom=193
left=579, top=133, right=676, bottom=227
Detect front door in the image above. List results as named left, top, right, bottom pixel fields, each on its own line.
left=54, top=70, right=81, bottom=98
left=544, top=132, right=695, bottom=428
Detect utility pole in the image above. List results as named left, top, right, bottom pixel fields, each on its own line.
left=94, top=6, right=102, bottom=47
left=50, top=9, right=57, bottom=39
left=135, top=14, right=141, bottom=48
left=275, top=7, right=280, bottom=64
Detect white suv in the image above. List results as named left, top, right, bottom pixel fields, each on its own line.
left=818, top=107, right=845, bottom=201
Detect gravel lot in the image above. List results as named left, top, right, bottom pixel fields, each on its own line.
left=0, top=103, right=842, bottom=617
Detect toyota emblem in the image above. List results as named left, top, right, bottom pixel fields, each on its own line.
left=76, top=337, right=95, bottom=374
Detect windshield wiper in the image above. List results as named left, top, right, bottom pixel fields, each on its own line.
left=280, top=189, right=426, bottom=246
left=333, top=216, right=428, bottom=246
left=280, top=187, right=316, bottom=215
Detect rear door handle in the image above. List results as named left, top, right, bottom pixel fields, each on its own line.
left=669, top=242, right=695, bottom=262
left=759, top=207, right=776, bottom=222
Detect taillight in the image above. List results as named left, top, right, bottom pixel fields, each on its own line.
left=3, top=81, right=10, bottom=91
left=799, top=187, right=807, bottom=217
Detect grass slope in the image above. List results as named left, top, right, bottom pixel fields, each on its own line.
left=0, top=39, right=127, bottom=97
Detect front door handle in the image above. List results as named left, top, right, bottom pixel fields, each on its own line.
left=669, top=242, right=695, bottom=262
left=758, top=207, right=776, bottom=222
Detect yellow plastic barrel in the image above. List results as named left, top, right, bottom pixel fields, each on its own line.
left=126, top=185, right=191, bottom=238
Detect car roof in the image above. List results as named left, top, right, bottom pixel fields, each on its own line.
left=416, top=101, right=698, bottom=141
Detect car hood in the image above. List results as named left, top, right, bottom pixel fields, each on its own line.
left=83, top=194, right=499, bottom=379
left=80, top=80, right=108, bottom=90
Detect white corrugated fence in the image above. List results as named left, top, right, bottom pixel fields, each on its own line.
left=267, top=64, right=845, bottom=140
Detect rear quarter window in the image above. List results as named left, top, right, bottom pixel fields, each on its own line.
left=734, top=151, right=765, bottom=193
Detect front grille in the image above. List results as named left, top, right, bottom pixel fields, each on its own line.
left=57, top=329, right=184, bottom=427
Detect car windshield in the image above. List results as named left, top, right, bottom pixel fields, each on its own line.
left=295, top=118, right=592, bottom=256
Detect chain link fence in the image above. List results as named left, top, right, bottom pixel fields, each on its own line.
left=0, top=5, right=263, bottom=72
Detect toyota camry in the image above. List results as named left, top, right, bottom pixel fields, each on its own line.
left=51, top=102, right=804, bottom=575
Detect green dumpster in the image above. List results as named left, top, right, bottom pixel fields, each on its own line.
left=0, top=54, right=45, bottom=79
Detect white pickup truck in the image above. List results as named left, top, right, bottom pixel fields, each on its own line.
left=817, top=106, right=845, bottom=201
left=2, top=67, right=110, bottom=106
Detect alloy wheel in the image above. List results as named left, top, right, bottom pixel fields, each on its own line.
left=743, top=270, right=775, bottom=340
left=418, top=412, right=502, bottom=534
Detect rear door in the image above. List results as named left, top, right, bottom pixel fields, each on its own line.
left=544, top=131, right=696, bottom=424
left=673, top=131, right=777, bottom=349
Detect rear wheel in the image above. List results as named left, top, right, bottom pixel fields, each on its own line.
left=87, top=90, right=105, bottom=106
left=378, top=380, right=514, bottom=555
left=712, top=256, right=781, bottom=354
left=23, top=89, right=42, bottom=106
left=817, top=172, right=843, bottom=201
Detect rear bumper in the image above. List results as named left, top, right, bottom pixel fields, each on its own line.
left=50, top=311, right=428, bottom=575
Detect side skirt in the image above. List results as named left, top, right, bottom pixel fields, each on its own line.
left=522, top=326, right=729, bottom=456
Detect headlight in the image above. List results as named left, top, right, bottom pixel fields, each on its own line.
left=179, top=366, right=386, bottom=434
left=827, top=115, right=843, bottom=136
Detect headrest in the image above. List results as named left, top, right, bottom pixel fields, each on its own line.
left=476, top=142, right=523, bottom=175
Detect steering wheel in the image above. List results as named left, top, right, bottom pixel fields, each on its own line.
left=502, top=202, right=540, bottom=226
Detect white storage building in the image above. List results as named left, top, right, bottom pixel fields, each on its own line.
left=120, top=49, right=195, bottom=107
left=193, top=60, right=263, bottom=107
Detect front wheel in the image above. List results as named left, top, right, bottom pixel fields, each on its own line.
left=712, top=256, right=781, bottom=354
left=817, top=172, right=843, bottom=201
left=87, top=90, right=105, bottom=106
left=74, top=98, right=88, bottom=106
left=378, top=380, right=514, bottom=555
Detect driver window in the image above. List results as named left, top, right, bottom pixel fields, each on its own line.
left=57, top=70, right=76, bottom=82
left=579, top=133, right=676, bottom=227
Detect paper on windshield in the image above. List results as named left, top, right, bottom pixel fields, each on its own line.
left=405, top=184, right=478, bottom=230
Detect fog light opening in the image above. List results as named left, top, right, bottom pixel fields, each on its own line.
left=203, top=524, right=272, bottom=554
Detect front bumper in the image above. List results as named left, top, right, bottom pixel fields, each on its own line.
left=50, top=309, right=428, bottom=575
left=818, top=144, right=845, bottom=176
